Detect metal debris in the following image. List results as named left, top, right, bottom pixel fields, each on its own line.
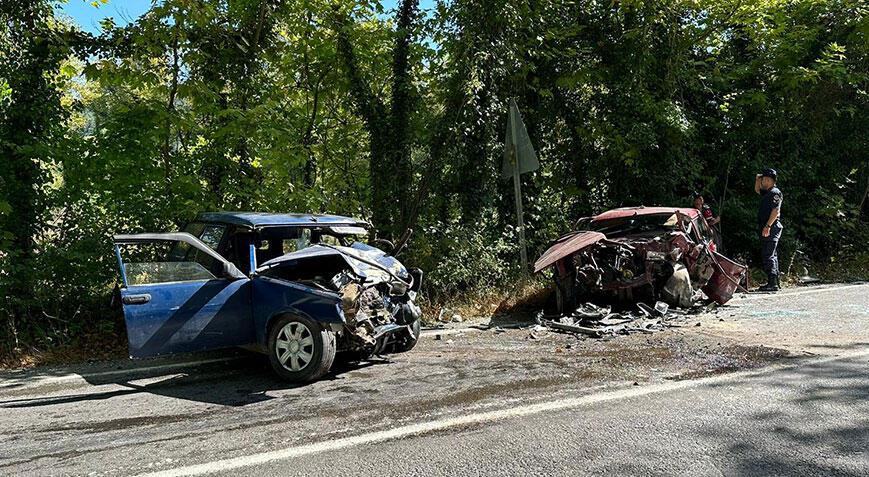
left=536, top=300, right=697, bottom=339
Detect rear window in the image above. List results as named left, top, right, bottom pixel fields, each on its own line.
left=199, top=225, right=225, bottom=250
left=182, top=222, right=225, bottom=250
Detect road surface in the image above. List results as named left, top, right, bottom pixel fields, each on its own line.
left=1, top=283, right=867, bottom=476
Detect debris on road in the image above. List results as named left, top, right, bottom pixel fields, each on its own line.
left=535, top=300, right=697, bottom=339
left=527, top=325, right=549, bottom=340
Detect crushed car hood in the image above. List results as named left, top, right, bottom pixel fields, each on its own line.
left=533, top=231, right=606, bottom=273
left=259, top=242, right=410, bottom=283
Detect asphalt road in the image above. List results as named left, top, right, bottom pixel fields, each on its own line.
left=1, top=283, right=867, bottom=476
left=226, top=351, right=869, bottom=477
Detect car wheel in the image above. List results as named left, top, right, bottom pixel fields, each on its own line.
left=268, top=315, right=336, bottom=382
left=392, top=319, right=421, bottom=353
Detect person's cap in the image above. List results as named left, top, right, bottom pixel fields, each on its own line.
left=761, top=168, right=777, bottom=179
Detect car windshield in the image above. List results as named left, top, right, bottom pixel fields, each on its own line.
left=179, top=222, right=225, bottom=251
left=257, top=226, right=368, bottom=249
left=246, top=225, right=368, bottom=265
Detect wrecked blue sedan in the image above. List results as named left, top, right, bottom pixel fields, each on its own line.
left=113, top=212, right=423, bottom=382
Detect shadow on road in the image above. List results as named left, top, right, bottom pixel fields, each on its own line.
left=0, top=353, right=392, bottom=408
left=700, top=344, right=869, bottom=476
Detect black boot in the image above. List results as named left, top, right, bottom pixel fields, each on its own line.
left=759, top=274, right=779, bottom=292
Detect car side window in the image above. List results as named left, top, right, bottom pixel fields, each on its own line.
left=199, top=225, right=225, bottom=250
left=120, top=241, right=218, bottom=285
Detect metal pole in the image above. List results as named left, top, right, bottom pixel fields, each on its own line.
left=510, top=109, right=528, bottom=273
left=513, top=163, right=528, bottom=273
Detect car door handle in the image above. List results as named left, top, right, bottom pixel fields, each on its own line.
left=122, top=294, right=151, bottom=305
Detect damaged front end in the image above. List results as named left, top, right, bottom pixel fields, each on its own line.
left=535, top=209, right=746, bottom=313
left=259, top=242, right=422, bottom=357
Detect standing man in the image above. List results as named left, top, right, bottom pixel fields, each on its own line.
left=693, top=192, right=720, bottom=226
left=692, top=191, right=723, bottom=251
left=754, top=168, right=783, bottom=292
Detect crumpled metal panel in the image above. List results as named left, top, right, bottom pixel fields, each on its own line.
left=702, top=252, right=747, bottom=304
left=534, top=231, right=606, bottom=273
left=591, top=206, right=700, bottom=222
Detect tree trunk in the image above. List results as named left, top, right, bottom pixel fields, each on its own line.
left=389, top=0, right=419, bottom=233
left=1, top=3, right=60, bottom=325
left=334, top=9, right=392, bottom=236
left=859, top=172, right=869, bottom=219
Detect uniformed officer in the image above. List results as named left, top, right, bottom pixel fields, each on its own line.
left=754, top=168, right=783, bottom=291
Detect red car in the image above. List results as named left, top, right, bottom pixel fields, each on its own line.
left=535, top=206, right=746, bottom=313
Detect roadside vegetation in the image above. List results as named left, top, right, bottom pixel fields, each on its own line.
left=1, top=0, right=867, bottom=364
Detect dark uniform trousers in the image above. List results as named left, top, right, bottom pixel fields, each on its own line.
left=761, top=223, right=782, bottom=277
left=758, top=186, right=783, bottom=281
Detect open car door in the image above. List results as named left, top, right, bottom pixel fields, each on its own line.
left=114, top=233, right=254, bottom=358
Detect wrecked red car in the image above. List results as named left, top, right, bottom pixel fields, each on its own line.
left=535, top=206, right=746, bottom=313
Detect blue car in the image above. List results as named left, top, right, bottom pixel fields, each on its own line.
left=113, top=212, right=423, bottom=382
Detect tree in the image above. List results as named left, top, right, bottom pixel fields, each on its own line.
left=334, top=0, right=420, bottom=239
left=0, top=0, right=79, bottom=340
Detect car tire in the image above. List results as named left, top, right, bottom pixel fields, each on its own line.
left=267, top=314, right=336, bottom=382
left=392, top=318, right=421, bottom=353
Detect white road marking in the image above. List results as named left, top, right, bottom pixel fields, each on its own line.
left=0, top=357, right=240, bottom=390
left=137, top=348, right=869, bottom=477
left=735, top=283, right=867, bottom=302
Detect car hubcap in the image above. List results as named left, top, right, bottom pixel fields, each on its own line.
left=276, top=322, right=314, bottom=371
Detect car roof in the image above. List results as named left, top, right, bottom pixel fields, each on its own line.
left=592, top=206, right=700, bottom=222
left=195, top=212, right=368, bottom=228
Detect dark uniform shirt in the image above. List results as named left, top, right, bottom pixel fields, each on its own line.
left=757, top=186, right=783, bottom=234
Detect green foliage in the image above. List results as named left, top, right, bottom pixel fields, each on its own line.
left=1, top=0, right=867, bottom=354
left=411, top=217, right=518, bottom=299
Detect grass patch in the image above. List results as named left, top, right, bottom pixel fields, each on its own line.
left=419, top=275, right=552, bottom=325
left=0, top=327, right=127, bottom=370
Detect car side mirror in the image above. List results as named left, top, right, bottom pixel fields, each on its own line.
left=222, top=261, right=244, bottom=280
